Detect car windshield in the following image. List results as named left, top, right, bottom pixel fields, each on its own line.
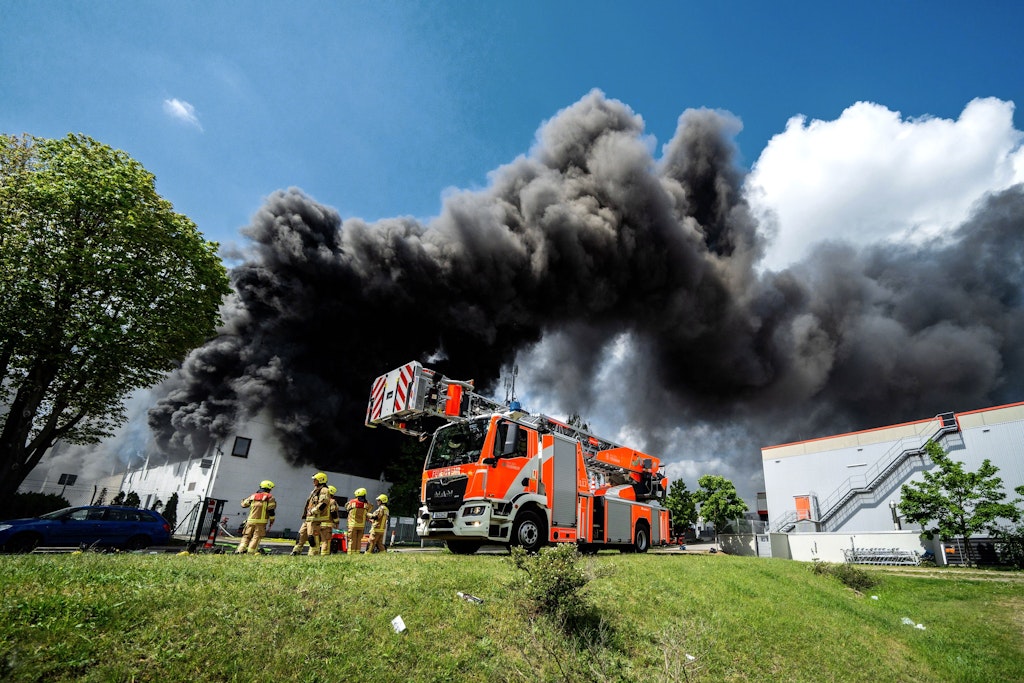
left=424, top=419, right=489, bottom=469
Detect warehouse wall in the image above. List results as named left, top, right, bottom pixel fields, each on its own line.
left=762, top=402, right=1024, bottom=535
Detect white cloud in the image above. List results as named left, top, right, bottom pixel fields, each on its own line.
left=746, top=97, right=1024, bottom=271
left=162, top=98, right=203, bottom=131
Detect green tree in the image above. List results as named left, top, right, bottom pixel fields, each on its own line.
left=665, top=479, right=697, bottom=535
left=383, top=434, right=430, bottom=518
left=0, top=134, right=231, bottom=498
left=92, top=487, right=107, bottom=506
left=123, top=491, right=141, bottom=508
left=693, top=474, right=748, bottom=540
left=899, top=441, right=1022, bottom=566
left=110, top=491, right=126, bottom=506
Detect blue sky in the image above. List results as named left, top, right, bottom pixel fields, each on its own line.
left=7, top=3, right=1024, bottom=500
left=3, top=2, right=1021, bottom=255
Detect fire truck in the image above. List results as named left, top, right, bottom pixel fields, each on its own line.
left=366, top=361, right=671, bottom=554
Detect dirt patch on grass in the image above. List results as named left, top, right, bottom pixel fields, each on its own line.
left=864, top=566, right=1024, bottom=582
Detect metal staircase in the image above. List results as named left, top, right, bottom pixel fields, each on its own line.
left=771, top=412, right=960, bottom=532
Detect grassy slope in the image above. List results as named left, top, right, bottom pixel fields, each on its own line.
left=0, top=551, right=1021, bottom=682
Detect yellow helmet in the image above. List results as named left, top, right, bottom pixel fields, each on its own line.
left=260, top=480, right=275, bottom=490
left=376, top=494, right=388, bottom=504
left=312, top=472, right=328, bottom=485
left=354, top=487, right=367, bottom=497
left=328, top=485, right=337, bottom=495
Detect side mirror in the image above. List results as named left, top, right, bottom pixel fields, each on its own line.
left=482, top=457, right=497, bottom=467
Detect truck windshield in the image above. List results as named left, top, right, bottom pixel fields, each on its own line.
left=425, top=419, right=489, bottom=469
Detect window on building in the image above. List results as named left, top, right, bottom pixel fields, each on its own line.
left=188, top=482, right=196, bottom=492
left=231, top=436, right=252, bottom=458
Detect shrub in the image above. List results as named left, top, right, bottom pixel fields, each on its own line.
left=507, top=544, right=591, bottom=624
left=808, top=560, right=879, bottom=592
left=830, top=563, right=879, bottom=592
left=0, top=492, right=70, bottom=520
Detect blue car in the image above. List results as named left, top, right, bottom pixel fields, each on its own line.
left=0, top=506, right=172, bottom=552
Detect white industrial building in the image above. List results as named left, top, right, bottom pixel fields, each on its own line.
left=756, top=402, right=1024, bottom=563
left=24, top=415, right=391, bottom=540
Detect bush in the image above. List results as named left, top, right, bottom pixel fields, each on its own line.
left=808, top=560, right=879, bottom=592
left=0, top=492, right=70, bottom=520
left=507, top=544, right=591, bottom=624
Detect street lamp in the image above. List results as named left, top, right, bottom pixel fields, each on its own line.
left=889, top=500, right=902, bottom=530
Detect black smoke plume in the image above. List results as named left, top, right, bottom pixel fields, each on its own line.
left=148, top=90, right=1024, bottom=496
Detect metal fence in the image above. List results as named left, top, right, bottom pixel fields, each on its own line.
left=842, top=547, right=921, bottom=565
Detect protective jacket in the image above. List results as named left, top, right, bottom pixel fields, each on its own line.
left=345, top=498, right=373, bottom=529
left=241, top=491, right=276, bottom=525
left=304, top=485, right=332, bottom=523
left=369, top=503, right=389, bottom=534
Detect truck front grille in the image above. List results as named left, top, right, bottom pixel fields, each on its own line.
left=425, top=476, right=468, bottom=511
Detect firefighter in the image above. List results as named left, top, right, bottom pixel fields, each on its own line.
left=322, top=485, right=341, bottom=555
left=291, top=472, right=332, bottom=556
left=290, top=484, right=314, bottom=556
left=235, top=480, right=276, bottom=554
left=344, top=487, right=373, bottom=554
left=366, top=493, right=390, bottom=553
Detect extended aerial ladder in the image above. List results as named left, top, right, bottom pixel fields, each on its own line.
left=366, top=361, right=665, bottom=498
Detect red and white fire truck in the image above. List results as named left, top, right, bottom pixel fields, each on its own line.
left=366, top=361, right=670, bottom=554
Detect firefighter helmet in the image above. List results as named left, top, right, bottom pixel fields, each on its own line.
left=312, top=472, right=328, bottom=484
left=376, top=494, right=388, bottom=504
left=354, top=487, right=367, bottom=497
left=328, top=485, right=337, bottom=495
left=260, top=480, right=275, bottom=490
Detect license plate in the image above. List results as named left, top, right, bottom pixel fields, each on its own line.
left=431, top=511, right=449, bottom=519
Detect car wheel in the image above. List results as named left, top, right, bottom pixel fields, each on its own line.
left=511, top=510, right=546, bottom=554
left=124, top=535, right=151, bottom=551
left=5, top=532, right=41, bottom=554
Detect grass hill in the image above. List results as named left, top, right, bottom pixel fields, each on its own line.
left=0, top=548, right=1021, bottom=682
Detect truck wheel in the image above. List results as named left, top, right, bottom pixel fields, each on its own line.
left=446, top=539, right=482, bottom=555
left=512, top=510, right=546, bottom=553
left=633, top=523, right=650, bottom=553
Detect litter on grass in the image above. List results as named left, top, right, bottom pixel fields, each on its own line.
left=900, top=617, right=925, bottom=630
left=391, top=615, right=407, bottom=633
